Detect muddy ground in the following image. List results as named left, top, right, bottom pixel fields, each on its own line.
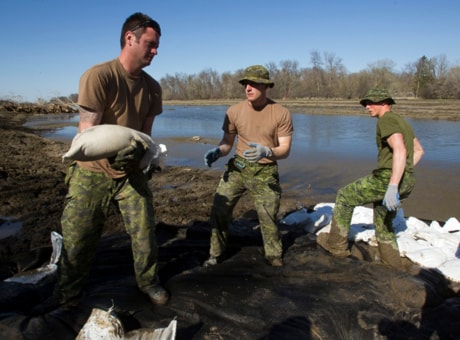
left=0, top=112, right=307, bottom=260
left=1, top=111, right=459, bottom=339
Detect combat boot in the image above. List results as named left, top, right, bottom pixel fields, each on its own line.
left=141, top=284, right=170, bottom=305
left=316, top=218, right=351, bottom=257
left=378, top=242, right=403, bottom=270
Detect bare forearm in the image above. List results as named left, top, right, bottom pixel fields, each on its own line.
left=270, top=135, right=292, bottom=160
left=269, top=144, right=290, bottom=160
left=413, top=137, right=424, bottom=166
left=216, top=143, right=233, bottom=157
left=389, top=150, right=406, bottom=185
left=78, top=107, right=103, bottom=131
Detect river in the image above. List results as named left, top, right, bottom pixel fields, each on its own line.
left=24, top=105, right=460, bottom=222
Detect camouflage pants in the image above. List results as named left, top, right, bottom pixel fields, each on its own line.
left=57, top=163, right=158, bottom=304
left=209, top=156, right=282, bottom=259
left=334, top=169, right=416, bottom=249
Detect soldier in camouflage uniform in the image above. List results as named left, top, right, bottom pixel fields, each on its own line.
left=317, top=88, right=424, bottom=269
left=36, top=13, right=170, bottom=314
left=203, top=65, right=294, bottom=267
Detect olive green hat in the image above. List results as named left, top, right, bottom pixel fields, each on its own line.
left=239, top=65, right=274, bottom=88
left=360, top=88, right=395, bottom=106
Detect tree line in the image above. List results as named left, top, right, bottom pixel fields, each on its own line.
left=160, top=52, right=460, bottom=101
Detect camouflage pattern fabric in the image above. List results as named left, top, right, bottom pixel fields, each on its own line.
left=209, top=156, right=282, bottom=259
left=333, top=169, right=415, bottom=250
left=57, top=163, right=158, bottom=304
left=359, top=87, right=395, bottom=106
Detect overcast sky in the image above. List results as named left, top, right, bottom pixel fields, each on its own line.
left=1, top=0, right=459, bottom=101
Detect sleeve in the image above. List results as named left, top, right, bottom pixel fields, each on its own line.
left=277, top=107, right=294, bottom=137
left=146, top=75, right=163, bottom=117
left=77, top=66, right=109, bottom=113
left=379, top=114, right=401, bottom=140
left=222, top=107, right=236, bottom=134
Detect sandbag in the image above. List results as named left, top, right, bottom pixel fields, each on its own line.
left=76, top=307, right=177, bottom=340
left=62, top=125, right=162, bottom=171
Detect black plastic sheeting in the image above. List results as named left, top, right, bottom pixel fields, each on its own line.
left=1, top=221, right=459, bottom=339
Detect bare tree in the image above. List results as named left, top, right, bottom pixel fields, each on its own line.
left=414, top=56, right=435, bottom=98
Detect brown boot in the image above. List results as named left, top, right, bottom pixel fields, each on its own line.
left=378, top=242, right=403, bottom=270
left=316, top=218, right=351, bottom=257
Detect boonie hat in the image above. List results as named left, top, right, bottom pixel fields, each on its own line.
left=239, top=65, right=274, bottom=88
left=360, top=88, right=395, bottom=106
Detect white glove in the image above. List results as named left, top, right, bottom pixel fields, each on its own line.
left=243, top=143, right=273, bottom=162
left=383, top=184, right=400, bottom=211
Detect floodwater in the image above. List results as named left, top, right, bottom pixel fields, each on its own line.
left=24, top=105, right=460, bottom=222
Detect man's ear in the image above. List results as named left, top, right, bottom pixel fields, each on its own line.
left=125, top=31, right=134, bottom=47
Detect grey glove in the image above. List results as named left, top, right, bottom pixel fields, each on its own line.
left=110, top=138, right=147, bottom=171
left=243, top=143, right=273, bottom=162
left=204, top=147, right=221, bottom=167
left=383, top=184, right=400, bottom=211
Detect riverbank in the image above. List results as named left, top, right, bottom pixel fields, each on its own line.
left=2, top=98, right=459, bottom=120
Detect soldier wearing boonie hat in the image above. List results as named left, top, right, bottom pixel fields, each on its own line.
left=203, top=64, right=293, bottom=268
left=318, top=87, right=424, bottom=270
left=238, top=65, right=275, bottom=88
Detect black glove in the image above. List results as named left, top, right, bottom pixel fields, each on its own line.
left=204, top=147, right=221, bottom=167
left=110, top=139, right=147, bottom=171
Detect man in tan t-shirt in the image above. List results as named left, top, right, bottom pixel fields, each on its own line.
left=33, top=13, right=169, bottom=315
left=203, top=65, right=294, bottom=267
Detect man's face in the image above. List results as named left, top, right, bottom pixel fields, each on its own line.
left=242, top=81, right=268, bottom=104
left=131, top=27, right=160, bottom=68
left=363, top=101, right=387, bottom=118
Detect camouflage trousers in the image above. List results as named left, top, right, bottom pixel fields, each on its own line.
left=334, top=169, right=416, bottom=249
left=209, top=156, right=282, bottom=259
left=57, top=163, right=159, bottom=304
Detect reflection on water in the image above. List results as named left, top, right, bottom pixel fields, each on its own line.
left=25, top=106, right=460, bottom=164
left=23, top=106, right=460, bottom=221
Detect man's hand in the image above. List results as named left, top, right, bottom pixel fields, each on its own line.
left=204, top=147, right=221, bottom=167
left=383, top=184, right=400, bottom=211
left=110, top=139, right=147, bottom=171
left=243, top=143, right=273, bottom=162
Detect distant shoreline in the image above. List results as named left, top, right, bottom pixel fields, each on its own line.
left=164, top=98, right=460, bottom=121
left=1, top=98, right=459, bottom=121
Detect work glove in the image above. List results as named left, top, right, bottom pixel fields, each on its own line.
left=110, top=138, right=148, bottom=171
left=383, top=184, right=400, bottom=211
left=243, top=143, right=273, bottom=162
left=204, top=147, right=221, bottom=167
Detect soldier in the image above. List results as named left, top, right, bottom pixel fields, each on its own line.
left=203, top=65, right=294, bottom=267
left=317, top=88, right=424, bottom=268
left=36, top=13, right=169, bottom=314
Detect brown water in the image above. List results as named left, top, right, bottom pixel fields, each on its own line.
left=163, top=137, right=459, bottom=223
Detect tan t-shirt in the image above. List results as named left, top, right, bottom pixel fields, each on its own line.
left=224, top=99, right=293, bottom=164
left=76, top=58, right=162, bottom=177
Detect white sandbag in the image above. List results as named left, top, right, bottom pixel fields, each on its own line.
left=76, top=308, right=124, bottom=339
left=438, top=259, right=460, bottom=283
left=404, top=247, right=448, bottom=268
left=442, top=217, right=460, bottom=232
left=4, top=231, right=62, bottom=284
left=62, top=125, right=161, bottom=171
left=76, top=307, right=177, bottom=340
